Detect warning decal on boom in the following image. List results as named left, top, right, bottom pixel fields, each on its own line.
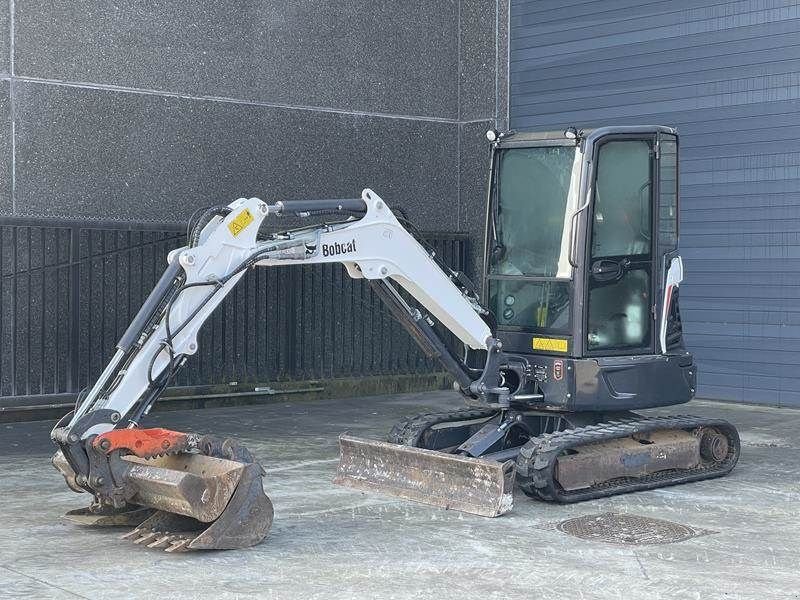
left=228, top=209, right=254, bottom=236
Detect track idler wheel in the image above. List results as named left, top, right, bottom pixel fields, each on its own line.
left=699, top=427, right=730, bottom=462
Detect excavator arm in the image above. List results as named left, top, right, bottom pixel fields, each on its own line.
left=51, top=188, right=513, bottom=550
left=58, top=189, right=499, bottom=439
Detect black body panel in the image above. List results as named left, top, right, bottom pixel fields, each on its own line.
left=504, top=350, right=695, bottom=412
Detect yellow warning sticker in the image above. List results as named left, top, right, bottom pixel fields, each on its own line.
left=228, top=208, right=254, bottom=237
left=532, top=337, right=568, bottom=353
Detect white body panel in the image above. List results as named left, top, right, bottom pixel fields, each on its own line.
left=659, top=255, right=684, bottom=354
left=556, top=147, right=584, bottom=279
left=76, top=197, right=269, bottom=437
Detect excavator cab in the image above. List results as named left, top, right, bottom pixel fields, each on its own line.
left=483, top=126, right=693, bottom=412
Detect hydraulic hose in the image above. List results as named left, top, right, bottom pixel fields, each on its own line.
left=189, top=206, right=233, bottom=248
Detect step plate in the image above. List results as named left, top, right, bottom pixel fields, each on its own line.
left=334, top=434, right=515, bottom=517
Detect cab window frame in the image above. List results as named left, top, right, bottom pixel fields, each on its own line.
left=583, top=133, right=658, bottom=357
left=483, top=139, right=577, bottom=336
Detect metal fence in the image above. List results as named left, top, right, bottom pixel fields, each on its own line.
left=0, top=218, right=468, bottom=406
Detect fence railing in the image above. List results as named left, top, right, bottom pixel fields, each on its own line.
left=0, top=217, right=468, bottom=406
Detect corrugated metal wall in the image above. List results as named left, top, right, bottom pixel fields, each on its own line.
left=510, top=0, right=800, bottom=406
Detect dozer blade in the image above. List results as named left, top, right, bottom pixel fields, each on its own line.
left=334, top=434, right=515, bottom=517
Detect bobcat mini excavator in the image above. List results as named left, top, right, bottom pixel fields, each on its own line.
left=51, top=125, right=740, bottom=552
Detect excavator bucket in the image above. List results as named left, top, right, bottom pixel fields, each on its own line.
left=120, top=455, right=273, bottom=552
left=334, top=434, right=515, bottom=517
left=52, top=433, right=274, bottom=552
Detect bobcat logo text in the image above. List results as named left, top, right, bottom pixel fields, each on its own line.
left=322, top=239, right=357, bottom=257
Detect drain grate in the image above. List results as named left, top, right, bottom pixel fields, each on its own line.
left=553, top=512, right=714, bottom=546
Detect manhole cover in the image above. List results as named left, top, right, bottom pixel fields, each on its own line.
left=554, top=512, right=713, bottom=546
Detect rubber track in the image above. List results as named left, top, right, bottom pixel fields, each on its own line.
left=516, top=415, right=740, bottom=503
left=388, top=407, right=499, bottom=448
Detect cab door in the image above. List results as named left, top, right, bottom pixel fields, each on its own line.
left=585, top=135, right=656, bottom=355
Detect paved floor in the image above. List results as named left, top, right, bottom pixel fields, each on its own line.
left=0, top=392, right=799, bottom=600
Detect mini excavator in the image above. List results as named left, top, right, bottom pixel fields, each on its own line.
left=52, top=125, right=740, bottom=551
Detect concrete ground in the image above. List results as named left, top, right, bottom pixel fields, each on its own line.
left=0, top=391, right=798, bottom=600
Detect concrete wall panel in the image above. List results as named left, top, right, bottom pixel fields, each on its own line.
left=0, top=80, right=10, bottom=213
left=13, top=81, right=459, bottom=230
left=14, top=0, right=460, bottom=119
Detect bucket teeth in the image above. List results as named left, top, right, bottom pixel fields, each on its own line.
left=120, top=526, right=194, bottom=552
left=121, top=529, right=144, bottom=541
left=132, top=532, right=159, bottom=545
left=165, top=538, right=192, bottom=553
left=146, top=534, right=178, bottom=549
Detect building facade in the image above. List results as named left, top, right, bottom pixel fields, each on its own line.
left=510, top=0, right=800, bottom=407
left=0, top=1, right=508, bottom=410
left=3, top=1, right=800, bottom=408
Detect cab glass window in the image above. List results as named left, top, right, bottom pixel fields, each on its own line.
left=586, top=139, right=653, bottom=352
left=489, top=146, right=575, bottom=277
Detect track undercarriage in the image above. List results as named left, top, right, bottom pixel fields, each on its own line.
left=336, top=405, right=740, bottom=514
